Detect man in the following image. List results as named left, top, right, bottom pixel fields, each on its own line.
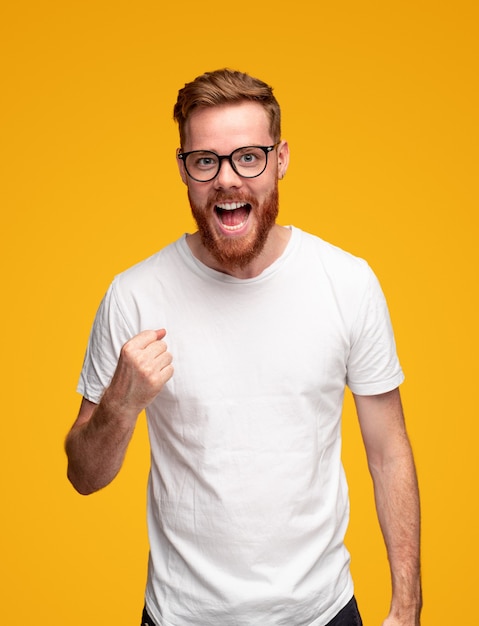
left=65, top=69, right=421, bottom=626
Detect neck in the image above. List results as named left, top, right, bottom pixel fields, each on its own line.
left=187, top=224, right=291, bottom=279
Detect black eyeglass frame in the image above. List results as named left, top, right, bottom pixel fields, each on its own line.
left=177, top=143, right=280, bottom=183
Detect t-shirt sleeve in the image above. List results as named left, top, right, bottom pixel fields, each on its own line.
left=77, top=280, right=134, bottom=403
left=346, top=266, right=404, bottom=395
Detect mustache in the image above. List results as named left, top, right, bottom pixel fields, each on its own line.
left=207, top=190, right=256, bottom=206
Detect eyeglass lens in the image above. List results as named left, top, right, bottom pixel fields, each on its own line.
left=184, top=146, right=271, bottom=181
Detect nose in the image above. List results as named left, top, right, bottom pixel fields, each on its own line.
left=213, top=157, right=243, bottom=189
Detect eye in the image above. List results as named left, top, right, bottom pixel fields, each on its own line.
left=198, top=157, right=215, bottom=166
left=239, top=152, right=257, bottom=163
left=190, top=152, right=218, bottom=169
left=235, top=148, right=264, bottom=167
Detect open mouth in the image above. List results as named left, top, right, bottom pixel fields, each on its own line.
left=215, top=202, right=252, bottom=232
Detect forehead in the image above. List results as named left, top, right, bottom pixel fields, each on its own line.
left=183, top=101, right=272, bottom=151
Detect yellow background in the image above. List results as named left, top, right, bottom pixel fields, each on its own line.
left=1, top=1, right=477, bottom=624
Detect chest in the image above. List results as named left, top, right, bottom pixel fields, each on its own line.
left=157, top=276, right=351, bottom=406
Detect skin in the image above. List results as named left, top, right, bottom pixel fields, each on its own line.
left=65, top=329, right=173, bottom=494
left=178, top=102, right=291, bottom=279
left=355, top=390, right=422, bottom=625
left=65, top=101, right=421, bottom=624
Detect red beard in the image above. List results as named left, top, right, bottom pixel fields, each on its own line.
left=188, top=186, right=279, bottom=271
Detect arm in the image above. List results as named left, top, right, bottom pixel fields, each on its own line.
left=353, top=388, right=422, bottom=625
left=65, top=329, right=173, bottom=495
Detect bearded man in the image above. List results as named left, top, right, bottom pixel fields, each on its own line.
left=65, top=69, right=422, bottom=626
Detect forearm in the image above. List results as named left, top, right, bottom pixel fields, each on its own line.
left=65, top=394, right=138, bottom=495
left=370, top=443, right=422, bottom=624
left=66, top=329, right=173, bottom=494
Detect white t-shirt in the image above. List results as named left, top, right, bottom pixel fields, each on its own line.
left=78, top=227, right=404, bottom=626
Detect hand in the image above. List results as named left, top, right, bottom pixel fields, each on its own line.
left=104, top=329, right=174, bottom=419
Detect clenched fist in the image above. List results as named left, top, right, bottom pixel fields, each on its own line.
left=104, top=329, right=174, bottom=419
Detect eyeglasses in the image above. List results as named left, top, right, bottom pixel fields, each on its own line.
left=177, top=144, right=279, bottom=182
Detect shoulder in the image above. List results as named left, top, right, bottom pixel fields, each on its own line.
left=92, top=236, right=188, bottom=334
left=112, top=236, right=184, bottom=295
left=294, top=227, right=374, bottom=286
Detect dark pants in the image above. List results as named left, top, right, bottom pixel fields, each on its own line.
left=141, top=596, right=362, bottom=626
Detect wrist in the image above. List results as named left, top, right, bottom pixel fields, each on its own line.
left=99, top=387, right=140, bottom=427
left=388, top=596, right=422, bottom=625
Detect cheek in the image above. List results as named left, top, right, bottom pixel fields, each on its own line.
left=253, top=180, right=276, bottom=204
left=187, top=184, right=209, bottom=210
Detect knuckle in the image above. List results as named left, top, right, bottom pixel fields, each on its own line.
left=158, top=340, right=168, bottom=352
left=121, top=339, right=136, bottom=358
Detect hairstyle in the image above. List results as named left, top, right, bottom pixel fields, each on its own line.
left=173, top=68, right=281, bottom=148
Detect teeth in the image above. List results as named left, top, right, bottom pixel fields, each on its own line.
left=215, top=202, right=247, bottom=211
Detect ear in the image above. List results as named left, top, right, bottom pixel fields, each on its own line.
left=276, top=140, right=290, bottom=180
left=176, top=148, right=188, bottom=186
